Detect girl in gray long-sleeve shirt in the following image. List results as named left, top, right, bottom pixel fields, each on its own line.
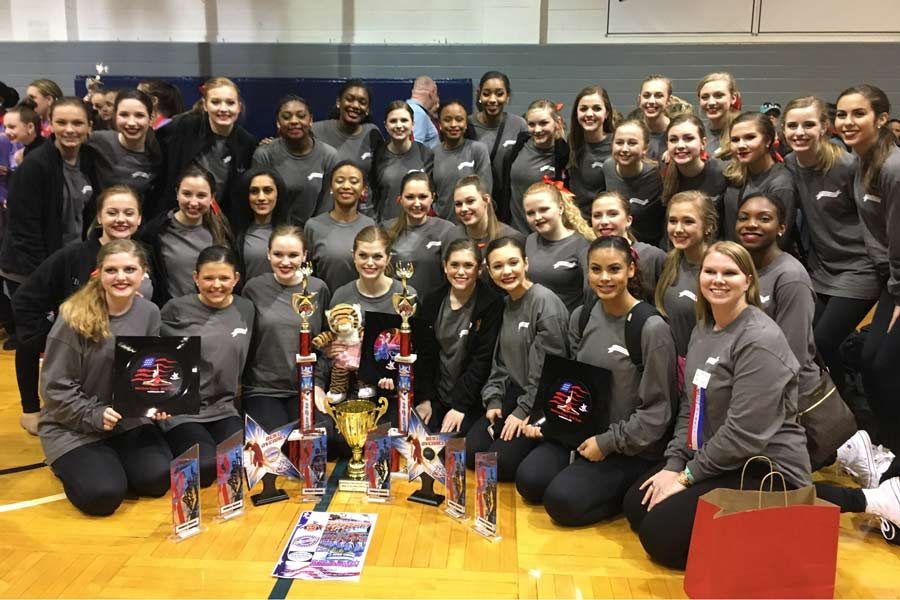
left=252, top=96, right=338, bottom=224
left=721, top=113, right=798, bottom=249
left=465, top=237, right=569, bottom=481
left=521, top=181, right=594, bottom=312
left=432, top=101, right=493, bottom=221
left=39, top=239, right=172, bottom=516
left=567, top=86, right=615, bottom=218
left=782, top=97, right=880, bottom=393
left=655, top=191, right=719, bottom=358
left=735, top=194, right=822, bottom=398
left=158, top=246, right=254, bottom=487
left=602, top=120, right=664, bottom=247
left=385, top=172, right=458, bottom=301
left=370, top=101, right=434, bottom=223
left=304, top=162, right=377, bottom=294
left=468, top=71, right=529, bottom=193
left=590, top=191, right=665, bottom=303
left=242, top=225, right=331, bottom=431
left=625, top=241, right=811, bottom=570
left=515, top=236, right=677, bottom=526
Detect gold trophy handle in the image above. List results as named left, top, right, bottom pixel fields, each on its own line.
left=322, top=399, right=336, bottom=423
left=374, top=396, right=389, bottom=425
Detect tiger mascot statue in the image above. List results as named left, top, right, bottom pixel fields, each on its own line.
left=311, top=303, right=363, bottom=403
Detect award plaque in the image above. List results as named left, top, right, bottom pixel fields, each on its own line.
left=298, top=429, right=327, bottom=502
left=444, top=438, right=466, bottom=520
left=215, top=431, right=244, bottom=521
left=243, top=415, right=301, bottom=506
left=170, top=444, right=202, bottom=541
left=394, top=409, right=449, bottom=506
left=537, top=355, right=611, bottom=450
left=365, top=431, right=392, bottom=502
left=113, top=336, right=200, bottom=418
left=473, top=452, right=500, bottom=541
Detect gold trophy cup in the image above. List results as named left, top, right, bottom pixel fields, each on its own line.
left=322, top=396, right=389, bottom=491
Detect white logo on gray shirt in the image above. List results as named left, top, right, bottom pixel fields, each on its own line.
left=457, top=161, right=475, bottom=170
left=863, top=194, right=882, bottom=203
left=760, top=295, right=770, bottom=304
left=361, top=152, right=373, bottom=160
left=608, top=344, right=629, bottom=356
left=816, top=190, right=841, bottom=200
left=502, top=140, right=516, bottom=148
left=679, top=290, right=698, bottom=302
left=131, top=171, right=151, bottom=179
left=517, top=321, right=530, bottom=331
left=459, top=328, right=470, bottom=338
left=307, top=172, right=323, bottom=181
left=230, top=327, right=248, bottom=337
left=81, top=185, right=93, bottom=194
left=426, top=241, right=442, bottom=249
left=591, top=161, right=603, bottom=169
left=629, top=198, right=649, bottom=206
left=705, top=356, right=720, bottom=366
left=539, top=165, right=555, bottom=173
left=553, top=260, right=577, bottom=269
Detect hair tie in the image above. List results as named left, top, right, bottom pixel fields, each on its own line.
left=198, top=83, right=207, bottom=96
left=210, top=199, right=222, bottom=216
left=629, top=245, right=641, bottom=271
left=732, top=96, right=742, bottom=111
left=700, top=150, right=709, bottom=161
left=554, top=102, right=565, bottom=113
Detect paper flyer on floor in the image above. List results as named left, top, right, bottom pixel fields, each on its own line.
left=272, top=511, right=377, bottom=581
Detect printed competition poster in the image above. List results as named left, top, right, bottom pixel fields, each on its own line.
left=272, top=511, right=378, bottom=581
left=216, top=431, right=244, bottom=519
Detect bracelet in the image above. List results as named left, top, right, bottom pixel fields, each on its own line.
left=684, top=465, right=694, bottom=484
left=677, top=470, right=692, bottom=488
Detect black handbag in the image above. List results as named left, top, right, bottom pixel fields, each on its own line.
left=798, top=367, right=857, bottom=471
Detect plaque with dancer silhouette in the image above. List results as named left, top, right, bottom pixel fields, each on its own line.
left=113, top=336, right=201, bottom=418
left=537, top=355, right=611, bottom=450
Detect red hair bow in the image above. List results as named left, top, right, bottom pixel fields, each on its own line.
left=541, top=175, right=574, bottom=199
left=210, top=198, right=222, bottom=216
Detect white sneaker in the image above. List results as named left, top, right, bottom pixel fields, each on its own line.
left=837, top=430, right=892, bottom=488
left=863, top=477, right=900, bottom=543
left=327, top=392, right=346, bottom=405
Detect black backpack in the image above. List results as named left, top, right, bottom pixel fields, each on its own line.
left=577, top=296, right=660, bottom=372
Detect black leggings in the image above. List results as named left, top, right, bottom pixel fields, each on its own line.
left=244, top=395, right=299, bottom=432
left=860, top=290, right=900, bottom=450
left=465, top=415, right=538, bottom=482
left=50, top=424, right=172, bottom=516
left=813, top=293, right=876, bottom=392
left=516, top=441, right=655, bottom=526
left=622, top=462, right=786, bottom=570
left=15, top=334, right=43, bottom=414
left=164, top=416, right=243, bottom=487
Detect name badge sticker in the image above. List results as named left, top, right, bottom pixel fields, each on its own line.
left=692, top=368, right=711, bottom=390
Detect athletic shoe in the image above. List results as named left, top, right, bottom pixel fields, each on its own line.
left=837, top=430, right=893, bottom=488
left=863, top=477, right=900, bottom=545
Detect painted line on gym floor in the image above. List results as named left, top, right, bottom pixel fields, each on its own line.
left=0, top=492, right=67, bottom=513
left=268, top=458, right=348, bottom=600
left=0, top=462, right=47, bottom=476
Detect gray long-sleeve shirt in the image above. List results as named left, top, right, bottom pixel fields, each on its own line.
left=569, top=139, right=611, bottom=217
left=372, top=143, right=434, bottom=223
left=304, top=212, right=376, bottom=294
left=87, top=130, right=159, bottom=202
left=469, top=112, right=528, bottom=191
left=757, top=253, right=821, bottom=397
left=524, top=232, right=591, bottom=313
left=432, top=139, right=493, bottom=221
left=602, top=158, right=664, bottom=247
left=241, top=222, right=273, bottom=283
left=675, top=158, right=728, bottom=207
left=159, top=294, right=254, bottom=429
left=160, top=212, right=214, bottom=300
left=39, top=297, right=161, bottom=465
left=330, top=279, right=417, bottom=324
left=569, top=302, right=676, bottom=461
left=508, top=139, right=556, bottom=234
left=634, top=241, right=665, bottom=303
left=853, top=145, right=900, bottom=304
left=481, top=283, right=569, bottom=420
left=310, top=121, right=382, bottom=174
left=784, top=152, right=880, bottom=300
left=659, top=256, right=699, bottom=356
left=722, top=163, right=798, bottom=249
left=242, top=272, right=331, bottom=397
left=664, top=306, right=812, bottom=487
left=387, top=217, right=459, bottom=301
left=251, top=138, right=338, bottom=224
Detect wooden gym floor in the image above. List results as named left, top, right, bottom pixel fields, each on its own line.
left=1, top=349, right=899, bottom=599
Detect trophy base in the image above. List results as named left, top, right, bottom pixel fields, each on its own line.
left=251, top=473, right=289, bottom=506
left=338, top=479, right=369, bottom=493
left=407, top=473, right=445, bottom=507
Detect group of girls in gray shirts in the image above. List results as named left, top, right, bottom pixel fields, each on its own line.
left=9, top=69, right=900, bottom=571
